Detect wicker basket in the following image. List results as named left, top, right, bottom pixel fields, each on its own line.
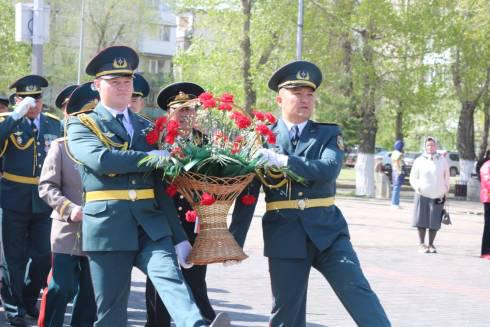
left=173, top=171, right=256, bottom=265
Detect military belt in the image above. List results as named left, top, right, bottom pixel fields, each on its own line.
left=266, top=197, right=335, bottom=211
left=85, top=189, right=155, bottom=202
left=3, top=172, right=39, bottom=185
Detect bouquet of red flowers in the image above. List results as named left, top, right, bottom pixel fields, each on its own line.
left=140, top=91, right=278, bottom=179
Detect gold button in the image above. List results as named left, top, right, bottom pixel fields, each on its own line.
left=298, top=192, right=304, bottom=196
left=38, top=164, right=42, bottom=168
left=38, top=153, right=42, bottom=156
left=178, top=206, right=183, bottom=211
left=131, top=180, right=136, bottom=185
left=180, top=195, right=184, bottom=199
left=37, top=142, right=40, bottom=145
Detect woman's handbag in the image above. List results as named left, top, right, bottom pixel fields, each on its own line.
left=441, top=208, right=452, bottom=225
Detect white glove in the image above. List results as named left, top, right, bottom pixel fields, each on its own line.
left=175, top=240, right=194, bottom=269
left=255, top=148, right=288, bottom=167
left=222, top=260, right=241, bottom=267
left=11, top=96, right=36, bottom=120
left=147, top=149, right=170, bottom=159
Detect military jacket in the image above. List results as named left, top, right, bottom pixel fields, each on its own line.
left=0, top=112, right=62, bottom=213
left=38, top=138, right=84, bottom=256
left=67, top=103, right=186, bottom=251
left=231, top=119, right=349, bottom=259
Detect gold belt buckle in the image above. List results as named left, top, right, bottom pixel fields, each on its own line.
left=128, top=190, right=137, bottom=202
left=297, top=199, right=307, bottom=210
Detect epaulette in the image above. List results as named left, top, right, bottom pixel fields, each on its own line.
left=43, top=112, right=62, bottom=121
left=315, top=122, right=339, bottom=126
left=0, top=112, right=10, bottom=122
left=136, top=113, right=154, bottom=124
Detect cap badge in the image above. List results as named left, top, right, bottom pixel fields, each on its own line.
left=113, top=58, right=128, bottom=69
left=296, top=70, right=310, bottom=81
left=25, top=85, right=38, bottom=92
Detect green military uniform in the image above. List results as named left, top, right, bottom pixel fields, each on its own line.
left=230, top=61, right=390, bottom=327
left=66, top=46, right=211, bottom=327
left=0, top=75, right=62, bottom=325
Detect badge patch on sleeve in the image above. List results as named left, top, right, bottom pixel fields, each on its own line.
left=337, top=135, right=345, bottom=151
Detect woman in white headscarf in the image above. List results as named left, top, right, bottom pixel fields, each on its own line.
left=409, top=137, right=450, bottom=253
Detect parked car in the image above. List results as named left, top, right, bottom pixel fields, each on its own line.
left=403, top=152, right=422, bottom=176
left=344, top=146, right=387, bottom=168
left=445, top=151, right=460, bottom=176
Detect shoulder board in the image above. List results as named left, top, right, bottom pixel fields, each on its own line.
left=43, top=112, right=61, bottom=121
left=136, top=113, right=154, bottom=124
left=315, top=122, right=339, bottom=126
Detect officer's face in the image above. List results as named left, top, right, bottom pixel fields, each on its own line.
left=94, top=76, right=133, bottom=110
left=129, top=96, right=145, bottom=113
left=169, top=106, right=196, bottom=135
left=16, top=96, right=43, bottom=119
left=276, top=86, right=315, bottom=124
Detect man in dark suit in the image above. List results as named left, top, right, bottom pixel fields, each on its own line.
left=230, top=61, right=391, bottom=327
left=145, top=82, right=222, bottom=326
left=0, top=75, right=62, bottom=326
left=66, top=45, right=229, bottom=327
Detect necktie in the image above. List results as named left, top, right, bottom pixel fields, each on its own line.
left=291, top=125, right=300, bottom=150
left=116, top=114, right=130, bottom=139
left=29, top=119, right=38, bottom=138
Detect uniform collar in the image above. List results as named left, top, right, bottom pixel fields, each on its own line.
left=104, top=105, right=130, bottom=123
left=282, top=119, right=308, bottom=135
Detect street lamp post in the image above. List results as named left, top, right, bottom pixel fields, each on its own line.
left=77, top=0, right=86, bottom=84
left=32, top=0, right=44, bottom=74
left=296, top=0, right=304, bottom=60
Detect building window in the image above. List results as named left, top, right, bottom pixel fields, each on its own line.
left=149, top=59, right=159, bottom=74
left=159, top=25, right=171, bottom=42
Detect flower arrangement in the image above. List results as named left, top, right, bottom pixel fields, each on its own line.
left=140, top=91, right=278, bottom=180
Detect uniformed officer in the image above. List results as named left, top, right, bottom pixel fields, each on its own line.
left=54, top=84, right=78, bottom=135
left=37, top=82, right=98, bottom=327
left=230, top=61, right=391, bottom=327
left=145, top=82, right=223, bottom=326
left=129, top=73, right=150, bottom=114
left=66, top=45, right=229, bottom=327
left=0, top=75, right=62, bottom=326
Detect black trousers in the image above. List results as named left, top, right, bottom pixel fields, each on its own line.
left=145, top=264, right=215, bottom=326
left=482, top=203, right=490, bottom=255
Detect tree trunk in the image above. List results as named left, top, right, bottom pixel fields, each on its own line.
left=355, top=30, right=377, bottom=197
left=478, top=96, right=490, bottom=161
left=457, top=100, right=476, bottom=182
left=240, top=0, right=256, bottom=113
left=395, top=101, right=403, bottom=141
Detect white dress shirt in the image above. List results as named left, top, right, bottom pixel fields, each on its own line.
left=104, top=106, right=134, bottom=139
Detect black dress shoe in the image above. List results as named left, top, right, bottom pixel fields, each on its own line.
left=6, top=316, right=27, bottom=327
left=25, top=305, right=39, bottom=318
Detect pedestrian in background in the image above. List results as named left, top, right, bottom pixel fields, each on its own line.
left=409, top=137, right=449, bottom=254
left=391, top=139, right=405, bottom=209
left=478, top=150, right=490, bottom=259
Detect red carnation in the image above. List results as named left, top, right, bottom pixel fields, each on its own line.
left=145, top=129, right=160, bottom=145
left=155, top=116, right=167, bottom=131
left=185, top=210, right=198, bottom=223
left=256, top=124, right=271, bottom=136
left=165, top=184, right=178, bottom=198
left=264, top=112, right=277, bottom=124
left=202, top=99, right=217, bottom=109
left=241, top=194, right=256, bottom=206
left=218, top=102, right=233, bottom=111
left=253, top=111, right=266, bottom=121
left=231, top=142, right=241, bottom=154
left=220, top=93, right=234, bottom=103
left=170, top=146, right=185, bottom=159
left=200, top=192, right=216, bottom=206
left=266, top=133, right=277, bottom=145
left=199, top=92, right=214, bottom=101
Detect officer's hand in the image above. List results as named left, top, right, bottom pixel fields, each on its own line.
left=175, top=240, right=194, bottom=269
left=70, top=205, right=83, bottom=222
left=147, top=149, right=170, bottom=159
left=255, top=148, right=288, bottom=167
left=12, top=97, right=36, bottom=120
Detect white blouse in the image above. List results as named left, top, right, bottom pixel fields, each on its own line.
left=409, top=153, right=450, bottom=199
